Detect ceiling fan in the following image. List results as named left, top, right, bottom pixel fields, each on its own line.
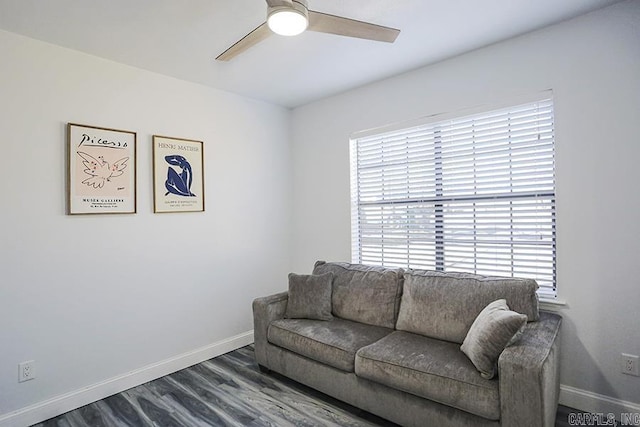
left=216, top=0, right=400, bottom=61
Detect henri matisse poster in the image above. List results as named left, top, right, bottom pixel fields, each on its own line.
left=152, top=135, right=204, bottom=213
left=68, top=123, right=137, bottom=215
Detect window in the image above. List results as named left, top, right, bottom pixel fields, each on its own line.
left=350, top=97, right=556, bottom=298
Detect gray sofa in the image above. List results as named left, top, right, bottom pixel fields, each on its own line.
left=253, top=261, right=562, bottom=427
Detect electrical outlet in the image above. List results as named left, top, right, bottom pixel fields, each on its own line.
left=621, top=353, right=639, bottom=376
left=18, top=360, right=35, bottom=382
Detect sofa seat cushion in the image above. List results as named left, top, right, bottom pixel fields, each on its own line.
left=355, top=331, right=500, bottom=420
left=268, top=318, right=393, bottom=372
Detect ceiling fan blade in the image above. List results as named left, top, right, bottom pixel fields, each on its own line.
left=308, top=10, right=400, bottom=43
left=216, top=22, right=272, bottom=61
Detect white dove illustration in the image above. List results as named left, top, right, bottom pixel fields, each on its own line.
left=77, top=151, right=129, bottom=189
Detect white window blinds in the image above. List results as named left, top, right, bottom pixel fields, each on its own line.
left=350, top=98, right=556, bottom=298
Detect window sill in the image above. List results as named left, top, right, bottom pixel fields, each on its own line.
left=539, top=297, right=567, bottom=311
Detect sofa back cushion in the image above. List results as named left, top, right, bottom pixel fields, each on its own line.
left=396, top=269, right=539, bottom=344
left=312, top=261, right=403, bottom=329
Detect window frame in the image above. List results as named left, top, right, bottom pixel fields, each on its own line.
left=350, top=92, right=557, bottom=299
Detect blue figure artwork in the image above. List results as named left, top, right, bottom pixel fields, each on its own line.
left=164, top=155, right=196, bottom=197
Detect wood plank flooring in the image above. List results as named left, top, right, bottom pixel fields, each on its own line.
left=33, top=345, right=579, bottom=426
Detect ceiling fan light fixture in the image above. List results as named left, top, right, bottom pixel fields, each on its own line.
left=267, top=2, right=309, bottom=36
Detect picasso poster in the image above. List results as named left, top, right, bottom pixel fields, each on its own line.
left=68, top=123, right=137, bottom=214
left=152, top=135, right=204, bottom=213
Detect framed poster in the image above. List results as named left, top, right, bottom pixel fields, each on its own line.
left=68, top=123, right=137, bottom=214
left=152, top=135, right=205, bottom=213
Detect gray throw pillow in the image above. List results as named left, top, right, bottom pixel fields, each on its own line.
left=285, top=272, right=333, bottom=321
left=460, top=299, right=527, bottom=379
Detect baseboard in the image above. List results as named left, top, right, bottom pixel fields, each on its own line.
left=560, top=384, right=640, bottom=418
left=0, top=330, right=254, bottom=427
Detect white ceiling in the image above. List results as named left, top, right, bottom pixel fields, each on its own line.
left=0, top=0, right=621, bottom=108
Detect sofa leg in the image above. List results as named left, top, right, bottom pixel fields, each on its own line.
left=258, top=364, right=271, bottom=374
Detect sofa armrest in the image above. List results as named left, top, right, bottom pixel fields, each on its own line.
left=252, top=291, right=288, bottom=367
left=498, top=311, right=562, bottom=427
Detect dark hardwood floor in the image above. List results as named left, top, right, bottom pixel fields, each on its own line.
left=33, top=345, right=580, bottom=426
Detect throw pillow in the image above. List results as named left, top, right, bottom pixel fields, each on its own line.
left=460, top=299, right=527, bottom=379
left=285, top=272, right=334, bottom=321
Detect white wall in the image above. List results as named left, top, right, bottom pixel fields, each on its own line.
left=0, top=30, right=292, bottom=423
left=291, top=0, right=640, bottom=411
